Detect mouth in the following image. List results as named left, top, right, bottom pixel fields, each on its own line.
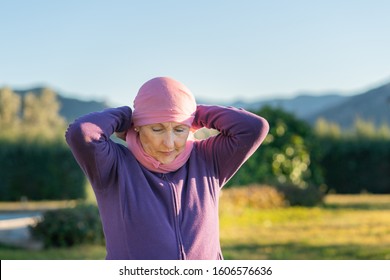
left=160, top=151, right=175, bottom=156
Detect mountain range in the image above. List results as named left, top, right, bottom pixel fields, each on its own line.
left=13, top=88, right=108, bottom=121
left=217, top=82, right=390, bottom=127
left=304, top=82, right=390, bottom=127
left=10, top=81, right=390, bottom=128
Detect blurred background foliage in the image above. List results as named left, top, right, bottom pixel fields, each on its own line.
left=1, top=86, right=390, bottom=249
left=1, top=86, right=390, bottom=203
left=0, top=87, right=85, bottom=201
left=29, top=204, right=104, bottom=248
left=227, top=106, right=390, bottom=196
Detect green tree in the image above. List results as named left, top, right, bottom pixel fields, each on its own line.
left=0, top=87, right=21, bottom=137
left=228, top=106, right=323, bottom=189
left=352, top=117, right=376, bottom=138
left=314, top=118, right=341, bottom=138
left=377, top=123, right=390, bottom=139
left=22, top=88, right=66, bottom=140
left=315, top=116, right=390, bottom=140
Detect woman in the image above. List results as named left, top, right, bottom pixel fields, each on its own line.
left=65, top=77, right=269, bottom=260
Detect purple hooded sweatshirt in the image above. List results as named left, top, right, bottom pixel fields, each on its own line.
left=65, top=105, right=269, bottom=260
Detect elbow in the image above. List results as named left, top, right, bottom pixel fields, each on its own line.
left=252, top=115, right=270, bottom=145
left=259, top=116, right=270, bottom=138
left=65, top=122, right=81, bottom=148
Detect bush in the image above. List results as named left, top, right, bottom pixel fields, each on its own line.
left=29, top=204, right=104, bottom=248
left=220, top=185, right=286, bottom=209
left=227, top=106, right=324, bottom=189
left=276, top=183, right=325, bottom=207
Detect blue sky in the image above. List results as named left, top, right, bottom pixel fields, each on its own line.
left=1, top=0, right=389, bottom=106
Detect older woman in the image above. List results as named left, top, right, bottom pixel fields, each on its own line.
left=65, top=77, right=269, bottom=260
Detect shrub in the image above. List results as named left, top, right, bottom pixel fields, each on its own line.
left=276, top=183, right=325, bottom=207
left=227, top=106, right=324, bottom=189
left=220, top=185, right=286, bottom=209
left=29, top=204, right=104, bottom=248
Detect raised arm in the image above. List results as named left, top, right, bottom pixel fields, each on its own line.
left=193, top=105, right=269, bottom=186
left=65, top=106, right=132, bottom=190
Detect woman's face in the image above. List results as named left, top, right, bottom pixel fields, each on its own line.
left=137, top=122, right=191, bottom=164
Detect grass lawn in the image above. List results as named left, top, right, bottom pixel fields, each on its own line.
left=220, top=194, right=390, bottom=260
left=1, top=194, right=390, bottom=260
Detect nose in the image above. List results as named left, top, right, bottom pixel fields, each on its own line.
left=163, top=131, right=175, bottom=149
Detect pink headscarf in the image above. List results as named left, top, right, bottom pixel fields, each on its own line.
left=126, top=77, right=197, bottom=173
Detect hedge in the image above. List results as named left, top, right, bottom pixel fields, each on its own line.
left=0, top=139, right=85, bottom=201
left=319, top=138, right=390, bottom=194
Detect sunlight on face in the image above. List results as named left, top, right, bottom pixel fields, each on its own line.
left=137, top=122, right=190, bottom=164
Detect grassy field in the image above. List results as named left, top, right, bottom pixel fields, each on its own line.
left=220, top=194, right=390, bottom=259
left=1, top=194, right=390, bottom=260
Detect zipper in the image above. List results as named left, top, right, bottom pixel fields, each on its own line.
left=163, top=174, right=186, bottom=260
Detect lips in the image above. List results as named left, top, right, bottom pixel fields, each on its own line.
left=161, top=151, right=175, bottom=157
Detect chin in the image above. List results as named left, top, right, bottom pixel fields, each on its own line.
left=156, top=152, right=180, bottom=165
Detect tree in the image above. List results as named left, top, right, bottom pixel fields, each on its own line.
left=314, top=118, right=341, bottom=138
left=314, top=116, right=390, bottom=140
left=377, top=123, right=390, bottom=139
left=22, top=88, right=66, bottom=140
left=353, top=116, right=376, bottom=138
left=0, top=87, right=21, bottom=135
left=228, top=106, right=324, bottom=188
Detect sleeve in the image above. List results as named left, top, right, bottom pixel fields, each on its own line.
left=192, top=105, right=269, bottom=187
left=65, top=106, right=132, bottom=191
